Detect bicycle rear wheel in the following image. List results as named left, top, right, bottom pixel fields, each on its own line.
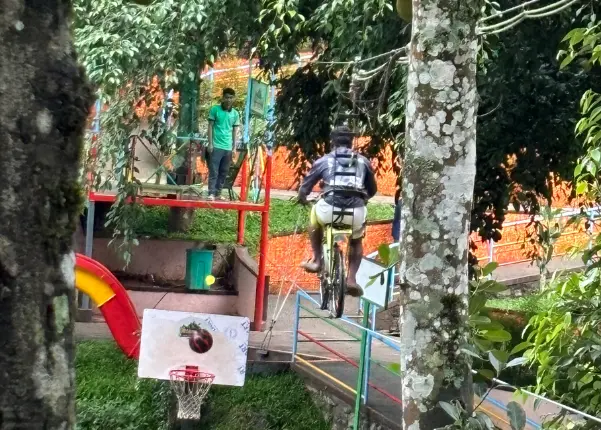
left=330, top=245, right=346, bottom=318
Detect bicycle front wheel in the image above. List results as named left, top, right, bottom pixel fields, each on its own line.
left=330, top=245, right=346, bottom=318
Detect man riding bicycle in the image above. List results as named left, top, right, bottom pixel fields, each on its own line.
left=297, top=126, right=377, bottom=297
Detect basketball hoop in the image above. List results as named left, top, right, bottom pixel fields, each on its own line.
left=169, top=366, right=215, bottom=420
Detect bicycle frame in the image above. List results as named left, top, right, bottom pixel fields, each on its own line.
left=322, top=225, right=353, bottom=279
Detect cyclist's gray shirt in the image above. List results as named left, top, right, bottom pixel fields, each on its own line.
left=298, top=147, right=377, bottom=208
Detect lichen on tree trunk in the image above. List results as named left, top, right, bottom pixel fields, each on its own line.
left=0, top=1, right=93, bottom=428
left=398, top=0, right=481, bottom=428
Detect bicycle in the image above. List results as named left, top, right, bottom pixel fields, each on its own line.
left=319, top=219, right=351, bottom=318
left=301, top=197, right=353, bottom=318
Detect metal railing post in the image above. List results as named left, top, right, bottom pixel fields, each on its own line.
left=362, top=303, right=376, bottom=405
left=292, top=292, right=301, bottom=362
left=353, top=300, right=371, bottom=429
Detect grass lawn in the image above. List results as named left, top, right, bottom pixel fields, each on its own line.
left=486, top=295, right=551, bottom=316
left=130, top=199, right=395, bottom=252
left=76, top=341, right=328, bottom=430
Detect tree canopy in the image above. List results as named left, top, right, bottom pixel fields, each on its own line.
left=257, top=0, right=600, bottom=243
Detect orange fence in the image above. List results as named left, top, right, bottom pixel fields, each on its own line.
left=267, top=210, right=595, bottom=293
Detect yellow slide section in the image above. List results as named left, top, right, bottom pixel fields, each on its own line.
left=75, top=266, right=115, bottom=307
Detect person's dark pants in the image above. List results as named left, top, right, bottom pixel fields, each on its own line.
left=208, top=148, right=232, bottom=196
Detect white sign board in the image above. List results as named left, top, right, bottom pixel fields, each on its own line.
left=138, top=309, right=250, bottom=386
left=356, top=257, right=393, bottom=309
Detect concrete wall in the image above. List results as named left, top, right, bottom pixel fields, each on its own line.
left=233, top=247, right=260, bottom=323
left=91, top=237, right=234, bottom=282
left=75, top=233, right=265, bottom=323
left=126, top=290, right=237, bottom=317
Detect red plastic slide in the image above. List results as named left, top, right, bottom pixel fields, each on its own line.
left=75, top=254, right=141, bottom=359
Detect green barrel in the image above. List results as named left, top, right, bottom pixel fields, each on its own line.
left=185, top=249, right=214, bottom=290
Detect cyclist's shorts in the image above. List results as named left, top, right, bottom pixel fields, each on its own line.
left=310, top=199, right=367, bottom=239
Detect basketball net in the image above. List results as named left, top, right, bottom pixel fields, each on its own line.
left=169, top=367, right=215, bottom=420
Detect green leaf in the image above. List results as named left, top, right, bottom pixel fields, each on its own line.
left=488, top=351, right=502, bottom=374
left=439, top=401, right=460, bottom=421
left=507, top=401, right=527, bottom=430
left=482, top=330, right=512, bottom=343
left=478, top=368, right=495, bottom=381
left=490, top=349, right=509, bottom=364
left=377, top=243, right=390, bottom=265
left=560, top=52, right=574, bottom=69
left=482, top=262, right=499, bottom=277
left=469, top=315, right=492, bottom=326
left=576, top=181, right=588, bottom=195
left=469, top=294, right=487, bottom=315
left=479, top=280, right=507, bottom=293
left=461, top=347, right=482, bottom=359
left=473, top=382, right=488, bottom=398
left=506, top=357, right=527, bottom=368
left=510, top=342, right=533, bottom=355
left=474, top=338, right=492, bottom=353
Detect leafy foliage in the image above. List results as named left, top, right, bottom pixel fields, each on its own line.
left=257, top=0, right=409, bottom=176
left=522, top=206, right=566, bottom=291
left=524, top=268, right=601, bottom=426
left=468, top=263, right=529, bottom=388
left=73, top=0, right=261, bottom=261
left=573, top=89, right=601, bottom=200
left=438, top=400, right=497, bottom=429
left=373, top=245, right=529, bottom=427
left=522, top=12, right=601, bottom=428
left=259, top=0, right=599, bottom=250
left=471, top=5, right=601, bottom=245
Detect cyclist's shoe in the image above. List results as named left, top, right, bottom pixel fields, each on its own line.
left=301, top=259, right=322, bottom=273
left=346, top=281, right=364, bottom=297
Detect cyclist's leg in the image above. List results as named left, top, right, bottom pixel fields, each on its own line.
left=346, top=206, right=367, bottom=296
left=300, top=201, right=327, bottom=273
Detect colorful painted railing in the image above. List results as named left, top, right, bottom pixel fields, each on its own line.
left=291, top=289, right=549, bottom=429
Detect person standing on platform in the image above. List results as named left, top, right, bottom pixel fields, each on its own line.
left=207, top=87, right=240, bottom=201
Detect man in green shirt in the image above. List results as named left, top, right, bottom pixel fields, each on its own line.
left=207, top=87, right=241, bottom=200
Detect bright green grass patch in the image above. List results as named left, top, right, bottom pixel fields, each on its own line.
left=76, top=341, right=328, bottom=430
left=76, top=341, right=169, bottom=430
left=132, top=199, right=394, bottom=252
left=199, top=372, right=329, bottom=430
left=486, top=295, right=552, bottom=316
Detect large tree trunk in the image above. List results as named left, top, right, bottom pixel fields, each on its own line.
left=0, top=1, right=92, bottom=428
left=398, top=0, right=479, bottom=428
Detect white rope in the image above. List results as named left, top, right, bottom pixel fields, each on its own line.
left=476, top=0, right=579, bottom=35
left=479, top=0, right=542, bottom=23
left=313, top=47, right=408, bottom=67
